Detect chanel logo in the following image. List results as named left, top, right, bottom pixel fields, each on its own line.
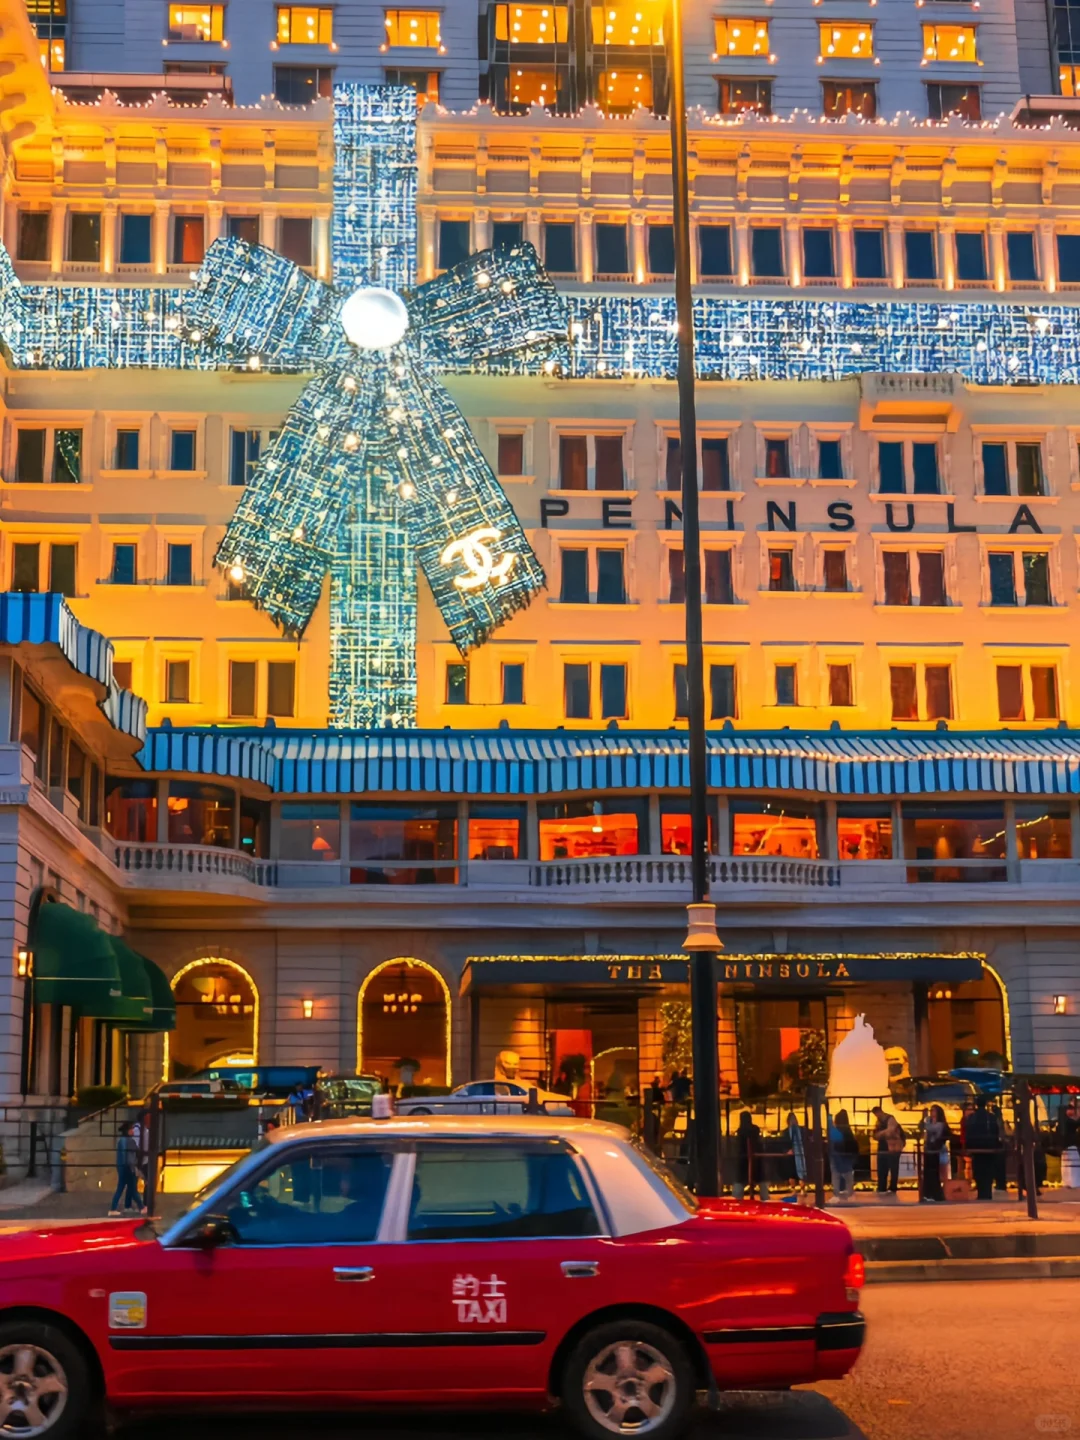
left=441, top=527, right=517, bottom=591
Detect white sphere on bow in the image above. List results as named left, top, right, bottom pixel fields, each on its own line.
left=339, top=286, right=410, bottom=351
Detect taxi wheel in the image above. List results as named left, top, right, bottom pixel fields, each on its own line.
left=562, top=1320, right=694, bottom=1440
left=0, top=1321, right=89, bottom=1439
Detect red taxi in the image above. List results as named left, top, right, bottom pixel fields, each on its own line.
left=0, top=1117, right=864, bottom=1439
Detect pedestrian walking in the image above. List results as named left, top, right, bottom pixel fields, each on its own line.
left=828, top=1109, right=859, bottom=1204
left=920, top=1104, right=951, bottom=1203
left=670, top=1069, right=691, bottom=1105
left=871, top=1105, right=905, bottom=1196
left=964, top=1096, right=1002, bottom=1201
left=733, top=1110, right=769, bottom=1202
left=108, top=1122, right=142, bottom=1216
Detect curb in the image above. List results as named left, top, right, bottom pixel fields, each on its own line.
left=865, top=1256, right=1080, bottom=1284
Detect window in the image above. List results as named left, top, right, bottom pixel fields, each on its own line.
left=47, top=544, right=75, bottom=597
left=774, top=663, right=797, bottom=706
left=173, top=215, right=205, bottom=266
left=592, top=0, right=664, bottom=44
left=925, top=664, right=953, bottom=721
left=803, top=229, right=835, bottom=279
left=67, top=213, right=100, bottom=264
left=230, top=429, right=260, bottom=487
left=883, top=552, right=912, bottom=606
left=17, top=211, right=49, bottom=263
left=558, top=434, right=625, bottom=490
left=987, top=551, right=1017, bottom=606
left=837, top=802, right=893, bottom=860
left=768, top=549, right=795, bottom=592
left=229, top=660, right=257, bottom=718
left=497, top=433, right=524, bottom=476
left=595, top=222, right=629, bottom=277
left=165, top=659, right=191, bottom=704
left=996, top=665, right=1023, bottom=720
left=438, top=218, right=470, bottom=269
left=1031, top=666, right=1059, bottom=720
left=539, top=797, right=645, bottom=858
left=822, top=81, right=876, bottom=118
left=350, top=802, right=458, bottom=882
left=600, top=663, right=627, bottom=719
left=889, top=664, right=918, bottom=720
left=1015, top=802, right=1071, bottom=859
left=823, top=549, right=848, bottom=591
left=705, top=549, right=734, bottom=605
left=596, top=548, right=626, bottom=603
left=504, top=68, right=559, bottom=110
left=544, top=222, right=576, bottom=275
left=220, top=1147, right=392, bottom=1246
left=918, top=551, right=947, bottom=606
left=267, top=661, right=296, bottom=717
left=170, top=430, right=196, bottom=471
left=987, top=551, right=1051, bottom=608
left=923, top=24, right=977, bottom=61
left=561, top=435, right=586, bottom=489
left=955, top=232, right=987, bottom=282
left=495, top=3, right=569, bottom=41
left=281, top=802, right=340, bottom=860
left=1023, top=551, right=1052, bottom=606
left=673, top=664, right=688, bottom=720
left=903, top=802, right=1006, bottom=883
left=167, top=781, right=233, bottom=846
left=111, top=544, right=137, bottom=585
left=905, top=231, right=936, bottom=282
left=167, top=4, right=224, bottom=40
left=115, top=429, right=140, bottom=471
left=982, top=442, right=1008, bottom=496
left=698, top=224, right=732, bottom=279
left=407, top=1145, right=598, bottom=1241
left=878, top=441, right=905, bottom=493
left=710, top=663, right=737, bottom=719
left=385, top=68, right=440, bottom=107
left=564, top=663, right=591, bottom=719
left=819, top=21, right=873, bottom=57
left=446, top=663, right=469, bottom=705
left=1062, top=64, right=1080, bottom=97
left=702, top=437, right=731, bottom=491
left=501, top=662, right=525, bottom=705
left=593, top=435, right=622, bottom=490
left=668, top=548, right=685, bottom=604
left=560, top=549, right=589, bottom=603
left=718, top=78, right=771, bottom=114
left=385, top=9, right=441, bottom=45
left=279, top=217, right=313, bottom=268
left=12, top=544, right=39, bottom=593
left=828, top=663, right=853, bottom=707
left=648, top=224, right=674, bottom=276
left=854, top=228, right=886, bottom=281
left=120, top=214, right=151, bottom=265
left=1058, top=235, right=1080, bottom=291
left=715, top=17, right=769, bottom=55
left=731, top=797, right=820, bottom=857
left=1006, top=232, right=1038, bottom=284
left=166, top=543, right=193, bottom=587
left=751, top=227, right=783, bottom=279
left=228, top=215, right=260, bottom=244
left=764, top=437, right=790, bottom=477
left=927, top=83, right=980, bottom=121
left=15, top=430, right=45, bottom=484
left=105, top=777, right=156, bottom=842
left=277, top=6, right=333, bottom=43
left=468, top=803, right=525, bottom=860
left=273, top=66, right=333, bottom=103
left=492, top=220, right=523, bottom=249
left=659, top=796, right=717, bottom=855
left=1016, top=443, right=1045, bottom=497
left=818, top=439, right=843, bottom=480
left=890, top=663, right=953, bottom=721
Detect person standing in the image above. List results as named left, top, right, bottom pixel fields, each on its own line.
left=733, top=1110, right=769, bottom=1202
left=108, top=1122, right=141, bottom=1216
left=871, top=1105, right=904, bottom=1196
left=964, top=1096, right=1001, bottom=1201
left=920, top=1104, right=951, bottom=1203
left=782, top=1111, right=808, bottom=1202
left=828, top=1109, right=859, bottom=1204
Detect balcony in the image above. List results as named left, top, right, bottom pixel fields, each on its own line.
left=532, top=856, right=841, bottom=891
left=112, top=843, right=276, bottom=889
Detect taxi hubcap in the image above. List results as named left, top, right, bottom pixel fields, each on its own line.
left=0, top=1346, right=68, bottom=1435
left=583, top=1339, right=676, bottom=1434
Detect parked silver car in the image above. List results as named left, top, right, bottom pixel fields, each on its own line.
left=396, top=1080, right=574, bottom=1116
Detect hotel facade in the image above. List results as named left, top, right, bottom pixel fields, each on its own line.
left=1, top=0, right=1080, bottom=1171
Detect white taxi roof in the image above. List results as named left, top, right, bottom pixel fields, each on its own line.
left=267, top=1114, right=631, bottom=1143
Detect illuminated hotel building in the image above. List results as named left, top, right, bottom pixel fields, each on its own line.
left=1, top=0, right=1079, bottom=1169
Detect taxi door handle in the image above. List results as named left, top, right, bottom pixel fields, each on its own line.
left=561, top=1261, right=599, bottom=1279
left=333, top=1266, right=375, bottom=1282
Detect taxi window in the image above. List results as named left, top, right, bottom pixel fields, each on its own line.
left=220, top=1147, right=392, bottom=1245
left=407, top=1145, right=599, bottom=1241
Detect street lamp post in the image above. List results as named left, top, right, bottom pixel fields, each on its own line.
left=667, top=0, right=722, bottom=1197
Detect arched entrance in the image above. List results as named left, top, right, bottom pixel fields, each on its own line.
left=927, top=963, right=1011, bottom=1073
left=357, top=959, right=450, bottom=1089
left=168, top=958, right=259, bottom=1079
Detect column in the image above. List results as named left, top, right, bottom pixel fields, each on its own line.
left=837, top=218, right=854, bottom=288
left=259, top=206, right=278, bottom=252
left=2, top=202, right=18, bottom=259
left=786, top=217, right=802, bottom=288
left=939, top=221, right=956, bottom=291
left=49, top=200, right=66, bottom=276
left=578, top=209, right=594, bottom=283
left=525, top=209, right=542, bottom=254
left=155, top=779, right=170, bottom=843
left=887, top=219, right=905, bottom=290
left=101, top=203, right=118, bottom=276
left=1039, top=221, right=1057, bottom=293
left=472, top=207, right=491, bottom=251
left=734, top=216, right=750, bottom=286
left=630, top=212, right=647, bottom=284
left=152, top=202, right=169, bottom=276
left=417, top=205, right=437, bottom=283
left=206, top=201, right=224, bottom=247
left=989, top=223, right=1006, bottom=292
left=314, top=212, right=332, bottom=282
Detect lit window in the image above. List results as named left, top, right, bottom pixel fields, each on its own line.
left=38, top=37, right=65, bottom=69
left=384, top=10, right=441, bottom=46
left=597, top=69, right=653, bottom=112
left=714, top=18, right=769, bottom=56
left=167, top=5, right=225, bottom=41
left=277, top=6, right=334, bottom=43
left=591, top=3, right=664, bottom=46
left=384, top=68, right=441, bottom=105
left=819, top=22, right=873, bottom=58
left=1061, top=65, right=1080, bottom=97
left=494, top=5, right=569, bottom=43
left=507, top=67, right=558, bottom=106
left=922, top=24, right=977, bottom=62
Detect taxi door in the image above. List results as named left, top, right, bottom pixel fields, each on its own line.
left=366, top=1139, right=618, bottom=1401
left=104, top=1141, right=403, bottom=1405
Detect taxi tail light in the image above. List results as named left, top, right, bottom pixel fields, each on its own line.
left=844, top=1252, right=865, bottom=1290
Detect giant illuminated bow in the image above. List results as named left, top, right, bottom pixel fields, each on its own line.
left=184, top=237, right=565, bottom=659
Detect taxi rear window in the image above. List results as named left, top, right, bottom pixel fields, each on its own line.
left=408, top=1144, right=600, bottom=1241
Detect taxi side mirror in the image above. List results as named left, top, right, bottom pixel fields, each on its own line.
left=188, top=1215, right=238, bottom=1249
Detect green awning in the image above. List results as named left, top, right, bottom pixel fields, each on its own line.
left=30, top=901, right=123, bottom=1014
left=115, top=943, right=176, bottom=1032
left=109, top=940, right=154, bottom=1026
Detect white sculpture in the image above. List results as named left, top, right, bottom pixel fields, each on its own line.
left=827, top=1014, right=891, bottom=1099
left=494, top=1049, right=520, bottom=1082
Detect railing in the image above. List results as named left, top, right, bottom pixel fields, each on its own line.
left=112, top=842, right=276, bottom=886
left=532, top=856, right=840, bottom=889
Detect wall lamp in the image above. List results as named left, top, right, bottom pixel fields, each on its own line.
left=16, top=949, right=32, bottom=979
left=1053, top=995, right=1068, bottom=1016
left=302, top=998, right=315, bottom=1020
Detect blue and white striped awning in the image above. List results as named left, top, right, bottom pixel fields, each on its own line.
left=135, top=725, right=1080, bottom=798
left=0, top=593, right=146, bottom=742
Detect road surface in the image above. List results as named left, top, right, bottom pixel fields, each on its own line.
left=112, top=1280, right=1077, bottom=1440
